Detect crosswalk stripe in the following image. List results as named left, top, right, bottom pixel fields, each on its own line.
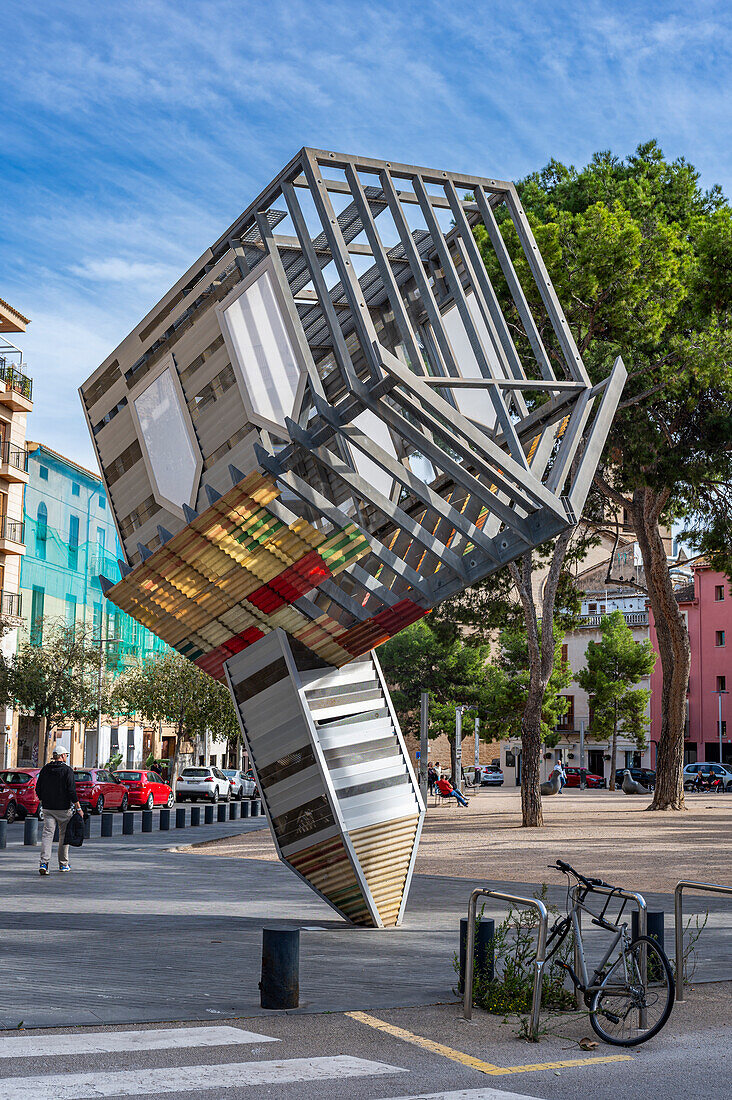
left=0, top=1055, right=405, bottom=1099
left=373, top=1090, right=544, bottom=1100
left=0, top=1025, right=278, bottom=1059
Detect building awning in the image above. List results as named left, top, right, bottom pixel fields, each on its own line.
left=0, top=298, right=30, bottom=333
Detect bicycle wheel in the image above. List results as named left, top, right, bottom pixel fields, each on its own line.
left=590, top=935, right=674, bottom=1046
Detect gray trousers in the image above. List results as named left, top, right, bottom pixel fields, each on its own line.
left=40, top=807, right=74, bottom=865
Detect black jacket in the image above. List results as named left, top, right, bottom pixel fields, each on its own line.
left=36, top=761, right=77, bottom=810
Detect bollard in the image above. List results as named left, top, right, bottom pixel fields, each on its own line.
left=159, top=807, right=171, bottom=830
left=251, top=799, right=261, bottom=817
left=459, top=917, right=495, bottom=995
left=241, top=800, right=251, bottom=818
left=0, top=819, right=7, bottom=848
left=229, top=801, right=239, bottom=821
left=190, top=806, right=201, bottom=826
left=633, top=909, right=665, bottom=981
left=260, top=927, right=299, bottom=1009
left=101, top=812, right=114, bottom=837
left=83, top=816, right=91, bottom=839
left=217, top=803, right=227, bottom=823
left=24, top=816, right=39, bottom=845
left=142, top=810, right=153, bottom=833
left=122, top=811, right=135, bottom=836
left=204, top=804, right=214, bottom=825
left=175, top=807, right=186, bottom=829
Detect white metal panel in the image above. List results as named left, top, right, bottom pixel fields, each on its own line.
left=132, top=365, right=201, bottom=512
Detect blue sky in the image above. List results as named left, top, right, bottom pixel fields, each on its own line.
left=2, top=0, right=731, bottom=467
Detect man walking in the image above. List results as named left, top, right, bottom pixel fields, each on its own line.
left=35, top=743, right=83, bottom=874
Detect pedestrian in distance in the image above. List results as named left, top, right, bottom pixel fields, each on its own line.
left=552, top=759, right=566, bottom=793
left=436, top=775, right=469, bottom=807
left=427, top=764, right=437, bottom=796
left=35, top=743, right=84, bottom=874
left=434, top=761, right=442, bottom=780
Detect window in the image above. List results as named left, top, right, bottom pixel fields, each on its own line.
left=65, top=595, right=77, bottom=628
left=36, top=503, right=47, bottom=560
left=715, top=585, right=725, bottom=601
left=39, top=465, right=48, bottom=480
left=30, top=586, right=45, bottom=645
left=92, top=602, right=102, bottom=641
left=716, top=631, right=725, bottom=647
left=561, top=644, right=568, bottom=665
left=99, top=495, right=106, bottom=509
left=588, top=603, right=597, bottom=613
left=68, top=515, right=80, bottom=570
left=71, top=483, right=80, bottom=497
left=718, top=721, right=727, bottom=736
left=717, top=676, right=727, bottom=692
left=96, top=526, right=106, bottom=557
left=557, top=696, right=575, bottom=730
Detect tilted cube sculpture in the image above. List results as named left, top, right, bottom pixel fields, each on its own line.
left=80, top=149, right=625, bottom=927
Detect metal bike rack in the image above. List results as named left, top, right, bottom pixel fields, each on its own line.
left=570, top=882, right=648, bottom=1026
left=463, top=888, right=548, bottom=1040
left=674, top=880, right=732, bottom=1002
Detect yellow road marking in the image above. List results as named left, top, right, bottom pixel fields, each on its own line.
left=346, top=1011, right=633, bottom=1076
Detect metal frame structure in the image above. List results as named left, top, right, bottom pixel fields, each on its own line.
left=81, top=148, right=626, bottom=927
left=674, top=879, right=732, bottom=1001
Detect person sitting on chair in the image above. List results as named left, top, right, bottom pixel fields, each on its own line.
left=436, top=775, right=469, bottom=807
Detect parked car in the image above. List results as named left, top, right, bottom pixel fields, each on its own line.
left=221, top=769, right=256, bottom=800
left=114, top=769, right=175, bottom=809
left=564, top=767, right=606, bottom=789
left=0, top=769, right=42, bottom=822
left=176, top=766, right=231, bottom=803
left=614, top=767, right=656, bottom=790
left=73, top=768, right=128, bottom=814
left=683, top=762, right=732, bottom=791
left=481, top=765, right=504, bottom=787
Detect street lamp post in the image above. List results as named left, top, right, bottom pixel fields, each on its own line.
left=714, top=689, right=729, bottom=765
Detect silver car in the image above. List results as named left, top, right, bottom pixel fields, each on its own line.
left=222, top=769, right=256, bottom=800
left=176, top=766, right=231, bottom=803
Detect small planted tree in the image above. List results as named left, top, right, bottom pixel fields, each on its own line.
left=111, top=651, right=240, bottom=785
left=576, top=610, right=656, bottom=791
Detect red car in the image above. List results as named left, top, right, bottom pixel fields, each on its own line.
left=0, top=769, right=42, bottom=823
left=564, top=767, right=606, bottom=789
left=73, top=768, right=128, bottom=814
left=114, top=769, right=175, bottom=810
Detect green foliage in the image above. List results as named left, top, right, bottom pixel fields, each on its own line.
left=0, top=619, right=108, bottom=735
left=481, top=625, right=572, bottom=746
left=111, top=651, right=240, bottom=746
left=104, top=751, right=123, bottom=771
left=576, top=610, right=656, bottom=749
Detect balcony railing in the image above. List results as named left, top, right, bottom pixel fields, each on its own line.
left=0, top=360, right=33, bottom=401
left=0, top=441, right=28, bottom=471
left=578, top=611, right=649, bottom=628
left=0, top=516, right=24, bottom=543
left=0, top=590, right=21, bottom=617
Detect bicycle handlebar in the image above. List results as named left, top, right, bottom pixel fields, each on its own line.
left=552, top=859, right=613, bottom=891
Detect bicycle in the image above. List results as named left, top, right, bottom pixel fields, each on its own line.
left=545, top=859, right=674, bottom=1046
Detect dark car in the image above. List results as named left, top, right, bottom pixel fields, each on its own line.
left=564, top=767, right=606, bottom=789
left=0, top=769, right=42, bottom=822
left=614, top=767, right=656, bottom=790
left=74, top=768, right=128, bottom=814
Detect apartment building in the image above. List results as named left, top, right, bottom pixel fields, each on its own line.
left=0, top=297, right=33, bottom=769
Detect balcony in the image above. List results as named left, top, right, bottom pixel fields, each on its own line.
left=0, top=515, right=25, bottom=555
left=578, top=611, right=649, bottom=629
left=0, top=590, right=22, bottom=619
left=0, top=442, right=29, bottom=484
left=0, top=359, right=33, bottom=410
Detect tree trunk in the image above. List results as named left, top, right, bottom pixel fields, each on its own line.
left=609, top=708, right=618, bottom=792
left=631, top=489, right=689, bottom=810
left=521, top=683, right=544, bottom=827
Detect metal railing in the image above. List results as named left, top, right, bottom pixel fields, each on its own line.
left=0, top=590, right=21, bottom=617
left=0, top=361, right=33, bottom=401
left=0, top=442, right=28, bottom=471
left=674, top=880, right=732, bottom=1002
left=579, top=612, right=649, bottom=628
left=463, top=887, right=548, bottom=1040
left=0, top=516, right=24, bottom=543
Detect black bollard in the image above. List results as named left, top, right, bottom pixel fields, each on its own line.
left=0, top=818, right=7, bottom=848
left=122, top=811, right=135, bottom=836
left=204, top=804, right=214, bottom=825
left=241, top=800, right=251, bottom=818
left=190, top=806, right=200, bottom=826
left=632, top=909, right=665, bottom=980
left=459, top=917, right=495, bottom=995
left=229, top=801, right=239, bottom=821
left=142, top=810, right=153, bottom=833
left=251, top=799, right=261, bottom=817
left=159, top=807, right=171, bottom=830
left=83, top=816, right=91, bottom=839
left=24, top=816, right=39, bottom=846
left=260, top=927, right=299, bottom=1009
left=175, top=807, right=186, bottom=829
left=217, top=803, right=227, bottom=822
left=101, top=812, right=114, bottom=837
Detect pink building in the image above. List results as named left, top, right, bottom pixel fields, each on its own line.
left=649, top=565, right=732, bottom=766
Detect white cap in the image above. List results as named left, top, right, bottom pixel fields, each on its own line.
left=52, top=743, right=68, bottom=758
